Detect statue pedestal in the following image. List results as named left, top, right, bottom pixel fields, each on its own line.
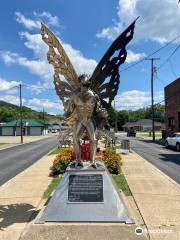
left=36, top=162, right=134, bottom=223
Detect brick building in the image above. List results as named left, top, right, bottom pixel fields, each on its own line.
left=165, top=78, right=180, bottom=136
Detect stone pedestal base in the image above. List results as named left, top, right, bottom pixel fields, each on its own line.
left=36, top=162, right=134, bottom=223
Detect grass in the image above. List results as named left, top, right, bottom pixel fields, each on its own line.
left=43, top=173, right=131, bottom=199
left=136, top=131, right=162, bottom=138
left=112, top=174, right=132, bottom=196
left=43, top=176, right=61, bottom=199
left=0, top=143, right=7, bottom=145
left=48, top=147, right=61, bottom=155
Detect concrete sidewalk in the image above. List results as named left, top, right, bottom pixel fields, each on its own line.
left=0, top=147, right=148, bottom=240
left=2, top=146, right=180, bottom=240
left=122, top=151, right=180, bottom=240
left=0, top=153, right=54, bottom=240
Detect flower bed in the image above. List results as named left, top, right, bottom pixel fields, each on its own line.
left=50, top=146, right=123, bottom=176
left=101, top=147, right=123, bottom=174
left=51, top=147, right=74, bottom=175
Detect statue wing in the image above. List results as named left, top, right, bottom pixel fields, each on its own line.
left=90, top=18, right=138, bottom=109
left=41, top=23, right=80, bottom=106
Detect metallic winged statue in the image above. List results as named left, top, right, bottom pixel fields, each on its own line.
left=41, top=19, right=137, bottom=168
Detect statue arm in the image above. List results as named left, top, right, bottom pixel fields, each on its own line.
left=95, top=94, right=103, bottom=112
left=64, top=95, right=75, bottom=114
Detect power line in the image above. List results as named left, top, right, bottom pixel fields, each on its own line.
left=156, top=75, right=167, bottom=86
left=19, top=84, right=23, bottom=144
left=120, top=35, right=180, bottom=73
left=153, top=87, right=180, bottom=107
left=0, top=85, right=19, bottom=92
left=168, top=59, right=178, bottom=78
left=157, top=44, right=180, bottom=70
left=23, top=83, right=55, bottom=91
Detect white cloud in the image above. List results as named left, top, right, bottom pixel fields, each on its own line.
left=33, top=11, right=59, bottom=27
left=15, top=11, right=60, bottom=30
left=0, top=93, right=62, bottom=114
left=0, top=31, right=98, bottom=89
left=1, top=52, right=19, bottom=65
left=0, top=77, right=20, bottom=91
left=27, top=98, right=63, bottom=111
left=115, top=90, right=163, bottom=110
left=97, top=0, right=180, bottom=43
left=0, top=94, right=26, bottom=105
left=19, top=32, right=47, bottom=59
left=15, top=12, right=40, bottom=30
left=0, top=50, right=53, bottom=84
left=62, top=43, right=97, bottom=75
left=20, top=31, right=98, bottom=75
left=126, top=50, right=146, bottom=63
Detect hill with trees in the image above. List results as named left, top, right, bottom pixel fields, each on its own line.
left=0, top=100, right=165, bottom=128
left=109, top=104, right=165, bottom=128
left=0, top=101, right=61, bottom=122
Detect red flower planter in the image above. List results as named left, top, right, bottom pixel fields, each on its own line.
left=71, top=143, right=91, bottom=161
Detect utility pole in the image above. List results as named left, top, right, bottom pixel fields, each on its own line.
left=146, top=57, right=160, bottom=141
left=114, top=99, right=118, bottom=133
left=43, top=108, right=46, bottom=135
left=19, top=83, right=23, bottom=144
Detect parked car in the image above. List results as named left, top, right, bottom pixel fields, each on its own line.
left=165, top=133, right=180, bottom=151
left=51, top=129, right=58, bottom=133
left=127, top=129, right=136, bottom=137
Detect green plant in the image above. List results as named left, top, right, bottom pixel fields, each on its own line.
left=102, top=147, right=123, bottom=174
left=112, top=175, right=132, bottom=196
left=48, top=147, right=61, bottom=155
left=43, top=176, right=61, bottom=199
left=52, top=147, right=73, bottom=174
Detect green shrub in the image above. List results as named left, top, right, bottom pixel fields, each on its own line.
left=52, top=148, right=73, bottom=174
left=102, top=147, right=123, bottom=174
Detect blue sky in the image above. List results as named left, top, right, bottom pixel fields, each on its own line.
left=0, top=0, right=180, bottom=114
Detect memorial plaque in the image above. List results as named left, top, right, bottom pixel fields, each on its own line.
left=68, top=174, right=103, bottom=202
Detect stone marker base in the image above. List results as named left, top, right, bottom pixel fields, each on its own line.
left=36, top=162, right=134, bottom=223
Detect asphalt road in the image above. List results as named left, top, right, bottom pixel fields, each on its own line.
left=0, top=136, right=59, bottom=186
left=130, top=138, right=180, bottom=184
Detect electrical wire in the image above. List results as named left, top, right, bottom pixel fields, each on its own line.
left=0, top=85, right=19, bottom=92
left=157, top=44, right=180, bottom=70
left=120, top=35, right=180, bottom=73
left=156, top=75, right=167, bottom=86
left=22, top=83, right=55, bottom=91
left=168, top=59, right=178, bottom=78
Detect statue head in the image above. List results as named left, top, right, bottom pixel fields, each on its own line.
left=78, top=74, right=91, bottom=90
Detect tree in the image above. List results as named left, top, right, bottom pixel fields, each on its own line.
left=108, top=104, right=165, bottom=128
left=117, top=110, right=129, bottom=127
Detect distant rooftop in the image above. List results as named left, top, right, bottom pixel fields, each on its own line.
left=2, top=119, right=48, bottom=127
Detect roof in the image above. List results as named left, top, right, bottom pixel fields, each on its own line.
left=2, top=119, right=47, bottom=127
left=122, top=119, right=163, bottom=128
left=48, top=120, right=62, bottom=125
left=165, top=77, right=180, bottom=90
left=122, top=122, right=136, bottom=128
left=136, top=119, right=162, bottom=126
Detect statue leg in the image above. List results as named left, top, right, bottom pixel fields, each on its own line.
left=73, top=122, right=85, bottom=163
left=86, top=121, right=97, bottom=164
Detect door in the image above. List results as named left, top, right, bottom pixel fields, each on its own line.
left=169, top=134, right=176, bottom=146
